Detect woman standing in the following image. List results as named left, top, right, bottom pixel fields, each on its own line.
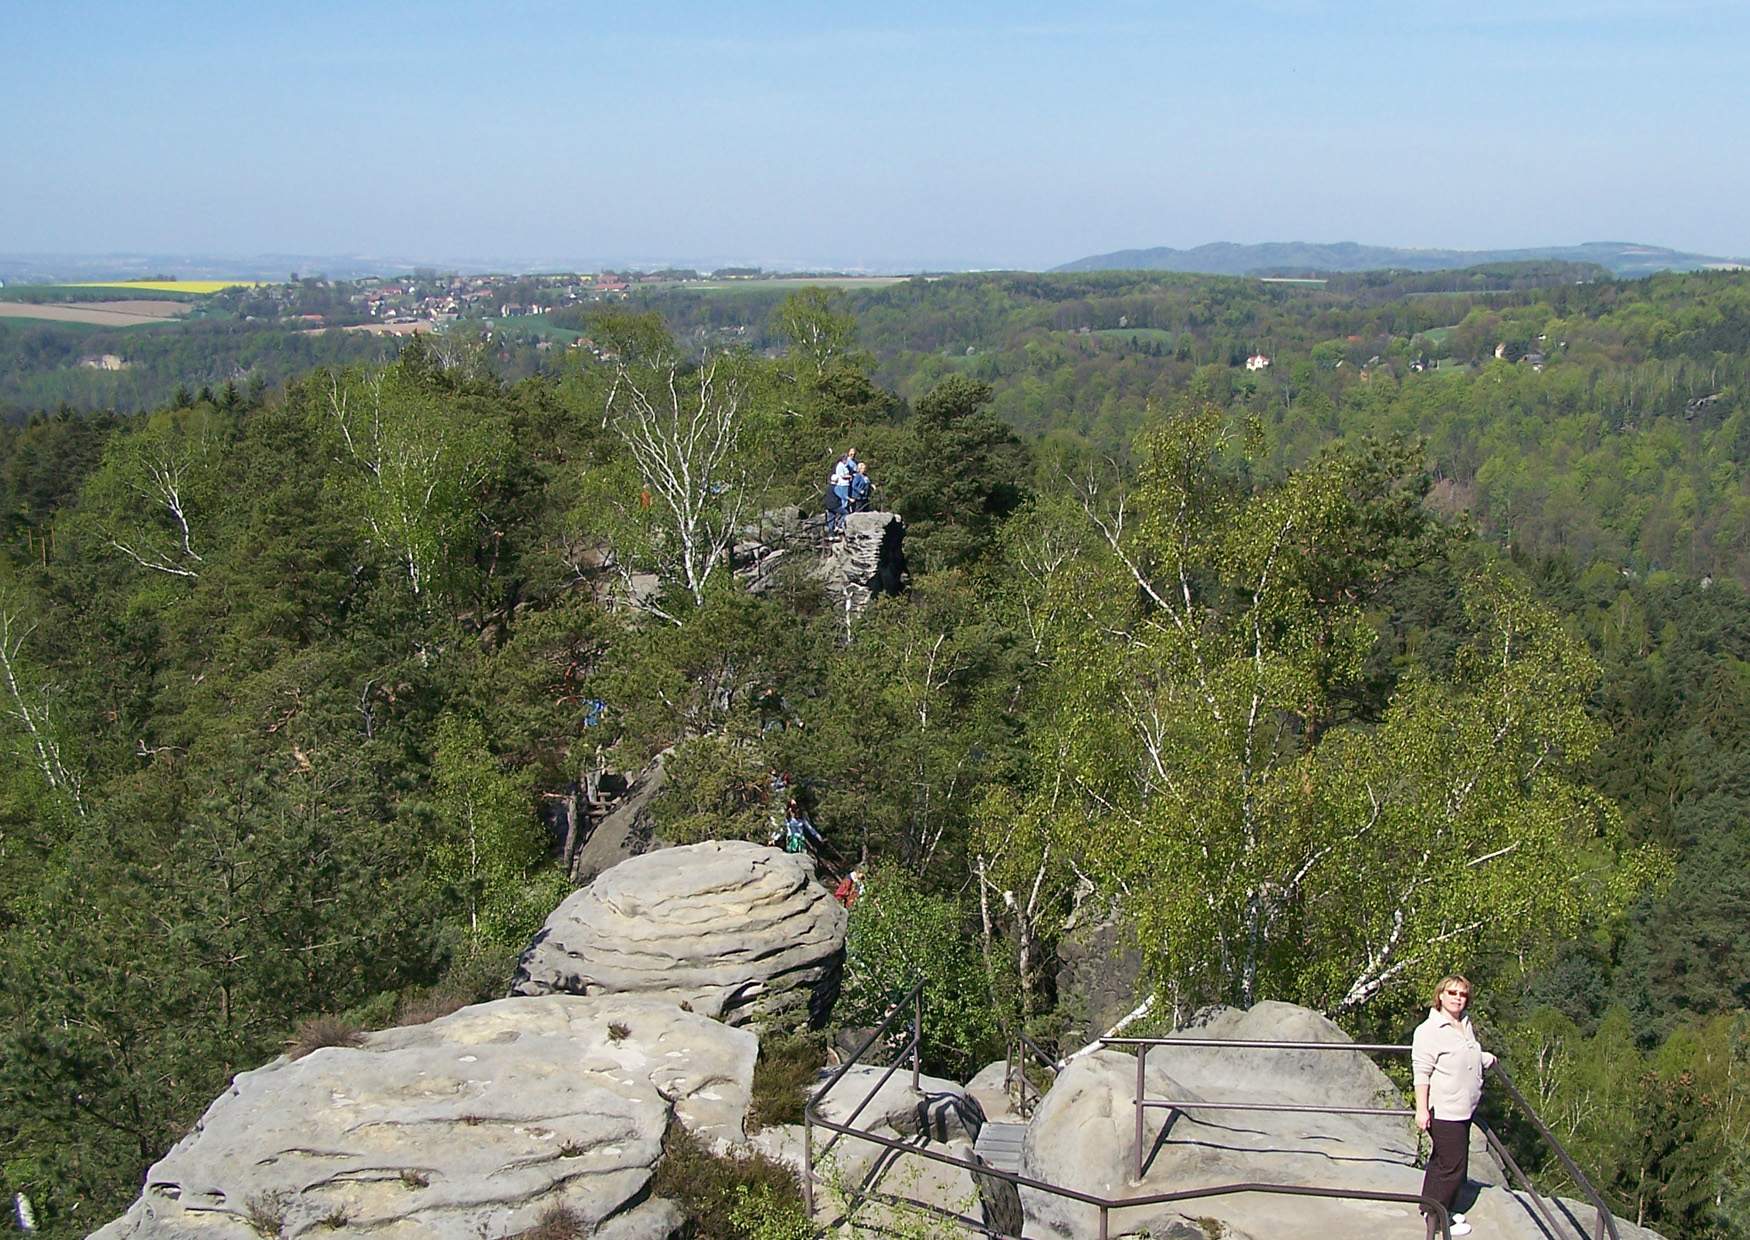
left=1412, top=975, right=1496, bottom=1236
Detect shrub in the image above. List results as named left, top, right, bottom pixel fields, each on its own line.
left=749, top=1032, right=825, bottom=1131
left=650, top=1123, right=808, bottom=1239
left=285, top=1015, right=365, bottom=1060
left=243, top=1190, right=290, bottom=1237
left=505, top=1203, right=588, bottom=1240
left=840, top=870, right=998, bottom=1077
left=728, top=1182, right=817, bottom=1240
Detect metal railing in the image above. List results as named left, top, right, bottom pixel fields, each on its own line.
left=804, top=991, right=1462, bottom=1240
left=1488, top=1062, right=1622, bottom=1240
left=1004, top=1030, right=1058, bottom=1117
left=1106, top=1034, right=1620, bottom=1240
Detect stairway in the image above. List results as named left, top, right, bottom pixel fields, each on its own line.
left=973, top=1121, right=1026, bottom=1174
left=971, top=1122, right=1028, bottom=1237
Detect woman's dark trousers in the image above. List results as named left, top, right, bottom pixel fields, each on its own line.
left=1421, top=1117, right=1470, bottom=1223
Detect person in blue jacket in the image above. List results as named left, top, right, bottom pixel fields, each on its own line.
left=849, top=461, right=873, bottom=512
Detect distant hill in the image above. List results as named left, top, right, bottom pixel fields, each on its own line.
left=1052, top=240, right=1745, bottom=278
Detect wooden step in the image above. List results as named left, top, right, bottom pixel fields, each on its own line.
left=973, top=1121, right=1027, bottom=1174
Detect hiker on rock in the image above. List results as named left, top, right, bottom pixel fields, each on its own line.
left=826, top=449, right=856, bottom=539
left=782, top=798, right=819, bottom=854
left=1413, top=974, right=1495, bottom=1237
left=833, top=868, right=865, bottom=907
left=849, top=461, right=872, bottom=513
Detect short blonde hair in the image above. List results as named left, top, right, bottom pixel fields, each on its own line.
left=1431, top=974, right=1473, bottom=1007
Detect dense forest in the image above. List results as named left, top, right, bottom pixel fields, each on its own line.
left=2, top=270, right=1747, bottom=1239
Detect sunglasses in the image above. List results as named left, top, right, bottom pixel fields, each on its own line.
left=1443, top=989, right=1470, bottom=997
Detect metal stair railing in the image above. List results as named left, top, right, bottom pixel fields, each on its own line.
left=1105, top=1034, right=1620, bottom=1240
left=1486, top=1061, right=1621, bottom=1240
left=804, top=992, right=1458, bottom=1240
left=1003, top=1029, right=1059, bottom=1117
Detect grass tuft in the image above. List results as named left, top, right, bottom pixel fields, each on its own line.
left=286, top=1014, right=365, bottom=1060
left=243, top=1190, right=290, bottom=1237
left=505, top=1202, right=588, bottom=1240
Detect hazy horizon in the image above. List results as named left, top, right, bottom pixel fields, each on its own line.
left=7, top=1, right=1748, bottom=269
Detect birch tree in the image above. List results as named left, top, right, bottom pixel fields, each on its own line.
left=85, top=413, right=221, bottom=582
left=324, top=360, right=506, bottom=600
left=1027, top=406, right=1662, bottom=1015
left=0, top=590, right=84, bottom=823
left=579, top=344, right=772, bottom=621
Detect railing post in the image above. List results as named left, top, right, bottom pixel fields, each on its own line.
left=1133, top=1044, right=1148, bottom=1180
left=911, top=986, right=922, bottom=1092
left=1098, top=1203, right=1109, bottom=1240
left=802, top=1111, right=814, bottom=1214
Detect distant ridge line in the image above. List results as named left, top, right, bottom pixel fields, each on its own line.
left=1052, top=240, right=1747, bottom=279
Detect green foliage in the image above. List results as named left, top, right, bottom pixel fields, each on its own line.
left=321, top=342, right=512, bottom=603
left=748, top=1032, right=827, bottom=1131
left=653, top=732, right=774, bottom=845
left=428, top=713, right=565, bottom=950
left=1021, top=408, right=1661, bottom=1014
left=886, top=374, right=1030, bottom=573
left=573, top=323, right=782, bottom=613
left=727, top=1183, right=818, bottom=1240
left=841, top=869, right=999, bottom=1076
left=649, top=1123, right=808, bottom=1240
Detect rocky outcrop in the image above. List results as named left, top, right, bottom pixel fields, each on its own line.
left=92, top=995, right=756, bottom=1240
left=812, top=511, right=907, bottom=610
left=737, top=508, right=907, bottom=612
left=1018, top=1001, right=1664, bottom=1240
left=1054, top=913, right=1144, bottom=1047
left=512, top=841, right=847, bottom=1031
left=569, top=752, right=669, bottom=885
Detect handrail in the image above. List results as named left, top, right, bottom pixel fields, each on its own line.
left=805, top=1003, right=1454, bottom=1239
left=1004, top=1030, right=1059, bottom=1116
left=804, top=1105, right=1455, bottom=1240
left=1110, top=1033, right=1621, bottom=1240
left=1488, top=1062, right=1620, bottom=1240
left=803, top=981, right=922, bottom=1211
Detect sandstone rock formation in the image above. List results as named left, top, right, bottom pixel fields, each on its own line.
left=569, top=751, right=669, bottom=885
left=737, top=508, right=907, bottom=612
left=512, top=840, right=847, bottom=1031
left=92, top=995, right=756, bottom=1240
left=812, top=510, right=907, bottom=610
left=1053, top=912, right=1144, bottom=1047
left=1016, top=1002, right=1665, bottom=1240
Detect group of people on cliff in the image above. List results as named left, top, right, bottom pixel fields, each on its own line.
left=824, top=447, right=874, bottom=537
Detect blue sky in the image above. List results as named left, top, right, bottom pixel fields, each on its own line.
left=4, top=1, right=1746, bottom=269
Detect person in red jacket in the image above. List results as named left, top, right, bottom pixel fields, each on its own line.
left=834, top=869, right=865, bottom=907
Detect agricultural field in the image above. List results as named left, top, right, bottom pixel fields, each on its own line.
left=68, top=279, right=261, bottom=294
left=0, top=300, right=193, bottom=327
left=484, top=314, right=583, bottom=343
left=684, top=275, right=913, bottom=298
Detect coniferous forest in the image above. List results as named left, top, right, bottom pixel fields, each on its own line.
left=3, top=268, right=1748, bottom=1238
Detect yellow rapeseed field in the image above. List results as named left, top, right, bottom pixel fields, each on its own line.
left=68, top=280, right=263, bottom=294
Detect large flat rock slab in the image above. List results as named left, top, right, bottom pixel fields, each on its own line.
left=512, top=841, right=847, bottom=1031
left=92, top=995, right=755, bottom=1240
